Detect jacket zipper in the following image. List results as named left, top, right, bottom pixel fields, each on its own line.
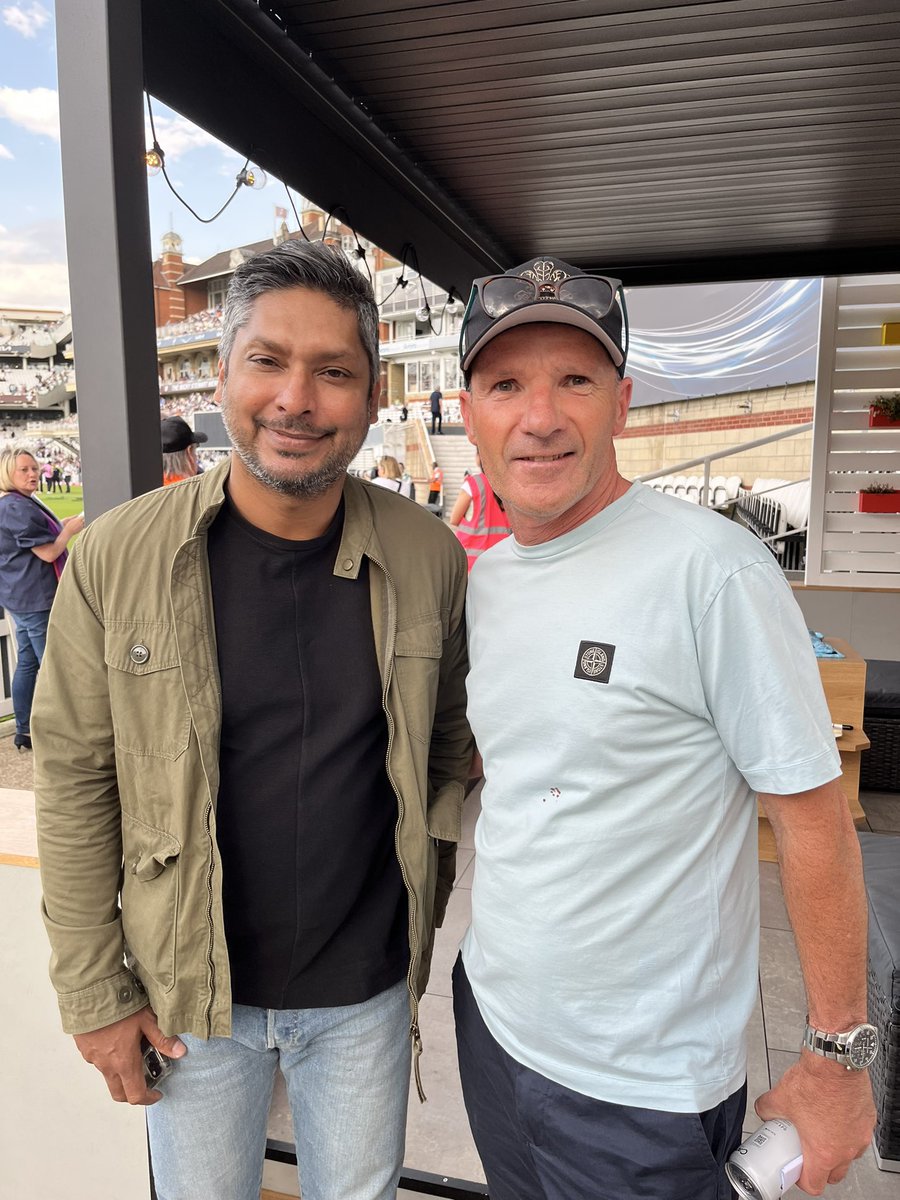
left=177, top=533, right=221, bottom=1037
left=203, top=799, right=216, bottom=1035
left=368, top=549, right=425, bottom=1101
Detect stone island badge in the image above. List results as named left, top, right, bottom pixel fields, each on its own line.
left=574, top=640, right=615, bottom=684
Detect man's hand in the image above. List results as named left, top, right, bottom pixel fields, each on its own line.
left=755, top=1052, right=875, bottom=1194
left=73, top=1005, right=187, bottom=1105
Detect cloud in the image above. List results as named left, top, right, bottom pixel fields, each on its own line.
left=0, top=143, right=13, bottom=159
left=0, top=86, right=59, bottom=139
left=0, top=220, right=69, bottom=309
left=2, top=2, right=50, bottom=38
left=144, top=111, right=221, bottom=160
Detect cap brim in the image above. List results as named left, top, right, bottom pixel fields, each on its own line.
left=192, top=431, right=208, bottom=444
left=461, top=305, right=624, bottom=373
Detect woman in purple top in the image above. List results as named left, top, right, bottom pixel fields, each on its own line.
left=0, top=447, right=84, bottom=749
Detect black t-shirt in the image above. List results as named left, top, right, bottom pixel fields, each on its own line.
left=207, top=496, right=408, bottom=1009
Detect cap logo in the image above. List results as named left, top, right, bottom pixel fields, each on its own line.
left=520, top=259, right=568, bottom=285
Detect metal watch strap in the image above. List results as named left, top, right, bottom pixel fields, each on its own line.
left=803, top=1025, right=845, bottom=1061
left=803, top=1021, right=878, bottom=1069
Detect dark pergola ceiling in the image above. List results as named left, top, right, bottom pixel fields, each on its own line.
left=142, top=0, right=900, bottom=294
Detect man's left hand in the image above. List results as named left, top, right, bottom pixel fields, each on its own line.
left=754, top=1052, right=875, bottom=1194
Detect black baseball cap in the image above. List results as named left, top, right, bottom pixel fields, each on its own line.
left=161, top=416, right=208, bottom=454
left=459, top=256, right=628, bottom=377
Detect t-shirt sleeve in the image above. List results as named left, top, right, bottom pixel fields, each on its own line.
left=4, top=500, right=57, bottom=549
left=695, top=559, right=841, bottom=795
left=462, top=478, right=474, bottom=499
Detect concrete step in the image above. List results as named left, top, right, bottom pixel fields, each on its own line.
left=428, top=430, right=477, bottom=515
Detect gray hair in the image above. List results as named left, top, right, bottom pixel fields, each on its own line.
left=218, top=240, right=380, bottom=392
left=162, top=448, right=197, bottom=480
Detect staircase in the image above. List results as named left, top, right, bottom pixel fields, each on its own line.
left=428, top=427, right=477, bottom=516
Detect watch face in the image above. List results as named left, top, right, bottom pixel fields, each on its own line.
left=848, top=1025, right=879, bottom=1069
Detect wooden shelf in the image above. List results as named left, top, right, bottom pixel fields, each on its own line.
left=835, top=729, right=870, bottom=753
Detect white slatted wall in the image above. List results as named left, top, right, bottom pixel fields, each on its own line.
left=806, top=276, right=900, bottom=588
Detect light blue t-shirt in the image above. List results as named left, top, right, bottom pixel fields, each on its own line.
left=461, top=483, right=841, bottom=1112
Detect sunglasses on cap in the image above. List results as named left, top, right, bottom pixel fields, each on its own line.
left=471, top=271, right=623, bottom=322
left=459, top=264, right=629, bottom=374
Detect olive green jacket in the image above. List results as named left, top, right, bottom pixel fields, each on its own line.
left=33, top=462, right=471, bottom=1051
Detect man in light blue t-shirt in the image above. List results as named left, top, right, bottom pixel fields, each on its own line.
left=453, top=256, right=877, bottom=1200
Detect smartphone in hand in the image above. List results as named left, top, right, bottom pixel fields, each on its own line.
left=141, top=1039, right=174, bottom=1090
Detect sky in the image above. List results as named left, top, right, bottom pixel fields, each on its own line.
left=0, top=1, right=308, bottom=311
left=0, top=1, right=820, bottom=404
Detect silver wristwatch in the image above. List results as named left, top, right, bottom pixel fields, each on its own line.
left=803, top=1021, right=879, bottom=1070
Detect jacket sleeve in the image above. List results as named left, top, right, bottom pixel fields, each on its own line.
left=32, top=539, right=147, bottom=1034
left=429, top=542, right=474, bottom=926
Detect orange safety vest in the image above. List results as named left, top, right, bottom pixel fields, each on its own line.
left=454, top=473, right=512, bottom=572
left=430, top=467, right=443, bottom=489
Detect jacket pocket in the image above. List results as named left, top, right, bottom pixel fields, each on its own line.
left=121, top=812, right=181, bottom=993
left=105, top=627, right=192, bottom=760
left=425, top=783, right=463, bottom=843
left=393, top=619, right=442, bottom=744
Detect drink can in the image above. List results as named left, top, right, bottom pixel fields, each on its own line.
left=725, top=1118, right=803, bottom=1199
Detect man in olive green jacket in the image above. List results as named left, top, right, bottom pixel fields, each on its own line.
left=33, top=241, right=471, bottom=1200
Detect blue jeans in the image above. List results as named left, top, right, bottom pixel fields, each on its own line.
left=147, top=980, right=411, bottom=1200
left=7, top=608, right=49, bottom=736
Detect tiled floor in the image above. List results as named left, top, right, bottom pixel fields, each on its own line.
left=9, top=722, right=899, bottom=1196
left=403, top=785, right=900, bottom=1196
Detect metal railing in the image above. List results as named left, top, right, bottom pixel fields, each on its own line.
left=635, top=423, right=813, bottom=573
left=0, top=608, right=16, bottom=719
left=265, top=1141, right=489, bottom=1198
left=635, top=423, right=812, bottom=508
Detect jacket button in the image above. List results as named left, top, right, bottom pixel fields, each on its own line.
left=118, top=986, right=133, bottom=1003
left=130, top=644, right=150, bottom=665
left=342, top=558, right=353, bottom=571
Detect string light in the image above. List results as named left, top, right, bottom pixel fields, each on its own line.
left=144, top=147, right=163, bottom=176
left=236, top=166, right=267, bottom=191
left=145, top=93, right=257, bottom=225
left=143, top=98, right=454, bottom=325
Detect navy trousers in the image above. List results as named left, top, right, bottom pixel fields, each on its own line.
left=453, top=957, right=746, bottom=1200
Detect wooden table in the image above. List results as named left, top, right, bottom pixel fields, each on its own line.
left=758, top=636, right=870, bottom=861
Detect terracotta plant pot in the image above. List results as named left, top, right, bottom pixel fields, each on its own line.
left=868, top=407, right=900, bottom=428
left=858, top=491, right=900, bottom=513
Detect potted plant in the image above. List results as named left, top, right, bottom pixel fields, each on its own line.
left=858, top=483, right=900, bottom=513
left=869, top=393, right=900, bottom=427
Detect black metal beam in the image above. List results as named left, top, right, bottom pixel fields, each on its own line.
left=56, top=0, right=164, bottom=515
left=141, top=0, right=511, bottom=299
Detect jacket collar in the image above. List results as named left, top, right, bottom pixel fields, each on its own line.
left=191, top=458, right=231, bottom=537
left=335, top=474, right=375, bottom=580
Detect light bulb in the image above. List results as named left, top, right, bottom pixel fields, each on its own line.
left=144, top=147, right=163, bottom=176
left=445, top=295, right=461, bottom=315
left=237, top=166, right=267, bottom=190
left=416, top=306, right=431, bottom=323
